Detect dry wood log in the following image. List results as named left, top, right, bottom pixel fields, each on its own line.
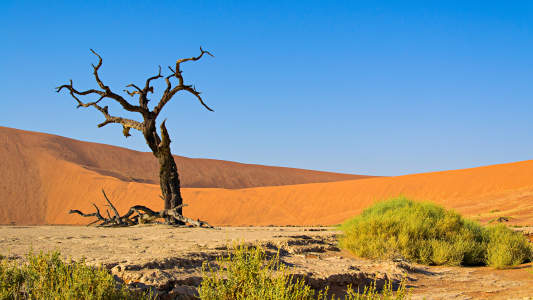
left=68, top=189, right=213, bottom=228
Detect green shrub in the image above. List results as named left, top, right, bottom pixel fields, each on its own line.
left=484, top=224, right=532, bottom=269
left=338, top=196, right=532, bottom=269
left=199, top=243, right=315, bottom=300
left=0, top=249, right=152, bottom=300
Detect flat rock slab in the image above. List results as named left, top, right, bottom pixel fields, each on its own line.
left=0, top=226, right=532, bottom=299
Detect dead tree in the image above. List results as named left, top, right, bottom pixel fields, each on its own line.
left=57, top=48, right=214, bottom=226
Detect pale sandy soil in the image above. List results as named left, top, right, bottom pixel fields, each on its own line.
left=1, top=226, right=532, bottom=300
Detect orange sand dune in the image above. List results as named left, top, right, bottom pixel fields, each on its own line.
left=182, top=160, right=533, bottom=226
left=0, top=126, right=369, bottom=225
left=0, top=126, right=368, bottom=189
left=1, top=126, right=533, bottom=226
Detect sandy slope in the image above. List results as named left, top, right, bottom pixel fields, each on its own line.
left=0, top=127, right=368, bottom=189
left=1, top=126, right=533, bottom=226
left=182, top=160, right=533, bottom=226
left=0, top=126, right=369, bottom=225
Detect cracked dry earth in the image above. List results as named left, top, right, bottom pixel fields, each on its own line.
left=0, top=226, right=532, bottom=300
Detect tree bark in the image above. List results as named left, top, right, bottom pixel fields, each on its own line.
left=143, top=119, right=184, bottom=223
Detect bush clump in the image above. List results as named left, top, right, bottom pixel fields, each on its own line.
left=339, top=196, right=532, bottom=269
left=199, top=243, right=315, bottom=300
left=199, top=243, right=412, bottom=300
left=0, top=249, right=152, bottom=300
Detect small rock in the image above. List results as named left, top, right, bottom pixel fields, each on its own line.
left=113, top=274, right=124, bottom=283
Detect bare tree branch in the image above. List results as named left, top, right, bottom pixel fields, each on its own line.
left=68, top=202, right=108, bottom=227
left=56, top=50, right=145, bottom=114
left=183, top=85, right=214, bottom=111
left=102, top=189, right=121, bottom=219
left=159, top=119, right=171, bottom=149
left=173, top=47, right=214, bottom=86
left=88, top=102, right=143, bottom=137
left=56, top=81, right=144, bottom=135
left=153, top=47, right=214, bottom=115
left=124, top=84, right=142, bottom=97
left=56, top=80, right=106, bottom=99
left=164, top=74, right=173, bottom=94
left=69, top=197, right=212, bottom=228
left=144, top=65, right=162, bottom=93
left=88, top=49, right=145, bottom=113
left=56, top=56, right=146, bottom=137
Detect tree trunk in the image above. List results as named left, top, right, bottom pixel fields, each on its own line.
left=143, top=118, right=183, bottom=224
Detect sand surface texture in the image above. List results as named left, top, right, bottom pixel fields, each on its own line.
left=1, top=226, right=531, bottom=300
left=2, top=126, right=533, bottom=226
left=0, top=126, right=370, bottom=225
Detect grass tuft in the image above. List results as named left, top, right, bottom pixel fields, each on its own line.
left=338, top=196, right=532, bottom=269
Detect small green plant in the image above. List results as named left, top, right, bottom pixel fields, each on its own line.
left=338, top=196, right=532, bottom=269
left=199, top=243, right=412, bottom=300
left=335, top=278, right=412, bottom=300
left=489, top=210, right=500, bottom=213
left=0, top=249, right=152, bottom=300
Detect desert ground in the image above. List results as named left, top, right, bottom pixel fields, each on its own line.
left=1, top=126, right=533, bottom=299
left=0, top=225, right=532, bottom=299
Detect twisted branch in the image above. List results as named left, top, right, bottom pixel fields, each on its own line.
left=68, top=190, right=213, bottom=228
left=88, top=49, right=144, bottom=113
left=58, top=48, right=213, bottom=124
left=154, top=47, right=214, bottom=115
left=174, top=47, right=214, bottom=86
left=56, top=81, right=143, bottom=136
left=144, top=65, right=162, bottom=93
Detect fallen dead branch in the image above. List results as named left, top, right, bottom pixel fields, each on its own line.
left=68, top=189, right=213, bottom=228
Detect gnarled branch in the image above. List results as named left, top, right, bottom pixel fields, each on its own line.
left=183, top=85, right=214, bottom=112
left=173, top=47, right=214, bottom=86
left=68, top=190, right=213, bottom=228
left=68, top=203, right=107, bottom=227
left=56, top=80, right=144, bottom=137
left=102, top=189, right=121, bottom=219
left=144, top=65, right=162, bottom=93
left=56, top=50, right=145, bottom=114
left=153, top=47, right=214, bottom=115
left=89, top=49, right=145, bottom=113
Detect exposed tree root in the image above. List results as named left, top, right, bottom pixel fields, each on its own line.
left=68, top=189, right=213, bottom=228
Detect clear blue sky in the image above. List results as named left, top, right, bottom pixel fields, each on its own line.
left=1, top=0, right=532, bottom=176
